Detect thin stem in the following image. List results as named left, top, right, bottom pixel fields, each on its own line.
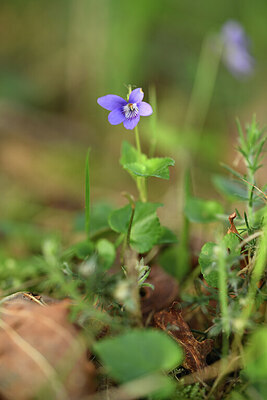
left=124, top=248, right=143, bottom=327
left=135, top=125, right=142, bottom=155
left=176, top=169, right=191, bottom=281
left=85, top=149, right=91, bottom=239
left=127, top=204, right=135, bottom=247
left=218, top=244, right=230, bottom=358
left=184, top=35, right=223, bottom=132
left=120, top=205, right=135, bottom=265
left=134, top=126, right=147, bottom=202
left=148, top=85, right=158, bottom=158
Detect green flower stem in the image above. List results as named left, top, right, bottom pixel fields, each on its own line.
left=135, top=124, right=142, bottom=154
left=218, top=244, right=230, bottom=358
left=184, top=35, right=223, bottom=132
left=125, top=248, right=143, bottom=327
left=176, top=169, right=191, bottom=282
left=148, top=85, right=158, bottom=158
left=120, top=203, right=136, bottom=265
left=85, top=149, right=90, bottom=239
left=134, top=126, right=147, bottom=202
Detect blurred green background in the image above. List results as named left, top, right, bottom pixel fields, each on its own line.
left=0, top=0, right=266, bottom=257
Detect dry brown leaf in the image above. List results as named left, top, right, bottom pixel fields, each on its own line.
left=140, top=265, right=179, bottom=316
left=0, top=299, right=95, bottom=400
left=227, top=212, right=240, bottom=236
left=0, top=291, right=60, bottom=306
left=154, top=302, right=213, bottom=372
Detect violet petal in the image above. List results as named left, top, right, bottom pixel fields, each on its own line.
left=123, top=115, right=140, bottom=130
left=129, top=88, right=144, bottom=104
left=138, top=102, right=153, bottom=116
left=108, top=108, right=125, bottom=125
left=97, top=95, right=127, bottom=111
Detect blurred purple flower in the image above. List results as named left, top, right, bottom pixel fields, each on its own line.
left=221, top=20, right=255, bottom=78
left=97, top=88, right=153, bottom=130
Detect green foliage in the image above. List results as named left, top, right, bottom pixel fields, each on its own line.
left=70, top=240, right=95, bottom=260
left=237, top=117, right=266, bottom=177
left=0, top=253, right=47, bottom=293
left=108, top=203, right=133, bottom=234
left=244, top=327, right=267, bottom=381
left=109, top=202, right=162, bottom=253
left=173, top=383, right=209, bottom=400
left=74, top=202, right=114, bottom=236
left=120, top=141, right=175, bottom=180
left=89, top=203, right=114, bottom=236
left=199, top=233, right=240, bottom=287
left=198, top=242, right=218, bottom=287
left=229, top=328, right=267, bottom=400
left=157, top=226, right=178, bottom=245
left=93, top=329, right=183, bottom=383
left=223, top=233, right=240, bottom=257
left=96, top=239, right=116, bottom=270
left=213, top=175, right=249, bottom=201
left=185, top=196, right=223, bottom=223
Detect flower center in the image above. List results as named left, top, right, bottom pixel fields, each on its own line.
left=123, top=103, right=139, bottom=119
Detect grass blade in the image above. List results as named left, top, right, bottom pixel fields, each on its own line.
left=85, top=149, right=91, bottom=238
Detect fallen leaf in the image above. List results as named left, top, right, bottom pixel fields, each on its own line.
left=227, top=212, right=240, bottom=236
left=0, top=291, right=59, bottom=306
left=0, top=299, right=95, bottom=400
left=154, top=302, right=213, bottom=372
left=140, top=265, right=179, bottom=316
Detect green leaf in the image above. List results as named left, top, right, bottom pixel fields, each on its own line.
left=199, top=242, right=218, bottom=287
left=120, top=140, right=145, bottom=164
left=120, top=141, right=175, bottom=180
left=71, top=240, right=95, bottom=260
left=185, top=197, right=223, bottom=223
left=96, top=239, right=116, bottom=270
left=199, top=234, right=240, bottom=287
left=109, top=202, right=162, bottom=253
left=93, top=329, right=183, bottom=383
left=157, top=226, right=178, bottom=245
left=223, top=233, right=240, bottom=256
left=74, top=202, right=114, bottom=235
left=108, top=203, right=132, bottom=234
left=244, top=328, right=267, bottom=381
left=125, top=158, right=175, bottom=180
left=89, top=202, right=114, bottom=235
left=212, top=175, right=248, bottom=201
left=220, top=162, right=243, bottom=179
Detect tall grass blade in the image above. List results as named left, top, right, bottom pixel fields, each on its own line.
left=85, top=149, right=91, bottom=238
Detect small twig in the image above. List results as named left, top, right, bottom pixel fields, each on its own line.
left=240, top=177, right=267, bottom=202
left=238, top=231, right=263, bottom=249
left=82, top=374, right=170, bottom=400
left=180, top=355, right=241, bottom=386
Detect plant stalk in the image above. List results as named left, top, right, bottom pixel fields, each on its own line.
left=184, top=35, right=223, bottom=133
left=218, top=244, right=230, bottom=358
left=134, top=126, right=147, bottom=202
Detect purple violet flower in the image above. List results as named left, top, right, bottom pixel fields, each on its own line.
left=97, top=88, right=153, bottom=130
left=221, top=20, right=255, bottom=78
